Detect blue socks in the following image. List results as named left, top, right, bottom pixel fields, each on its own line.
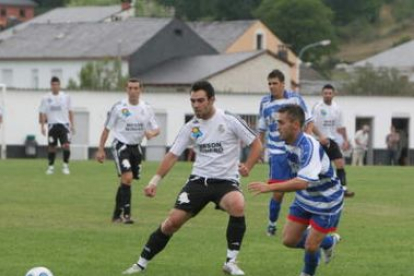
left=303, top=250, right=320, bottom=275
left=269, top=198, right=281, bottom=223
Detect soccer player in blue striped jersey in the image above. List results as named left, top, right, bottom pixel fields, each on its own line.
left=249, top=105, right=343, bottom=276
left=257, top=69, right=313, bottom=236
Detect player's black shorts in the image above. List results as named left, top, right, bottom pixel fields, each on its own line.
left=173, top=175, right=242, bottom=216
left=48, top=124, right=71, bottom=147
left=111, top=141, right=142, bottom=179
left=321, top=139, right=343, bottom=160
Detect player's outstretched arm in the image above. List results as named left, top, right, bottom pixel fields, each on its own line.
left=144, top=152, right=179, bottom=197
left=145, top=128, right=160, bottom=140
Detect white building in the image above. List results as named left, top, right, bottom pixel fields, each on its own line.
left=0, top=87, right=412, bottom=165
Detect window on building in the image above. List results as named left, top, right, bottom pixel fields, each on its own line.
left=51, top=69, right=63, bottom=81
left=1, top=69, right=13, bottom=87
left=31, top=69, right=39, bottom=89
left=19, top=9, right=26, bottom=18
left=256, top=33, right=263, bottom=50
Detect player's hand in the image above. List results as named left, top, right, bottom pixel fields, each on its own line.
left=248, top=181, right=270, bottom=195
left=144, top=183, right=157, bottom=197
left=342, top=140, right=350, bottom=151
left=71, top=126, right=76, bottom=135
left=319, top=136, right=329, bottom=146
left=95, top=150, right=105, bottom=163
left=238, top=163, right=250, bottom=177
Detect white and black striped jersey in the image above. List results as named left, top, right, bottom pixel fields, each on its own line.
left=105, top=99, right=159, bottom=145
left=312, top=101, right=344, bottom=143
left=169, top=108, right=257, bottom=181
left=39, top=92, right=72, bottom=125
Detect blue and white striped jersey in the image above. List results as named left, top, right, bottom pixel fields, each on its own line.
left=286, top=132, right=344, bottom=215
left=258, top=91, right=312, bottom=156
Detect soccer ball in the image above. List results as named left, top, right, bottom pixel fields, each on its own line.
left=25, top=267, right=54, bottom=276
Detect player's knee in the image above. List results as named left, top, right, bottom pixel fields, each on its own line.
left=62, top=143, right=70, bottom=150
left=121, top=173, right=133, bottom=184
left=162, top=217, right=183, bottom=234
left=282, top=237, right=299, bottom=248
left=304, top=240, right=320, bottom=253
left=230, top=202, right=245, bottom=216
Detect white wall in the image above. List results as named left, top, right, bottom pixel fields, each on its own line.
left=209, top=54, right=292, bottom=92
left=0, top=60, right=129, bottom=89
left=1, top=89, right=413, bottom=151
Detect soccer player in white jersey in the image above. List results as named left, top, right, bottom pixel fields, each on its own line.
left=39, top=77, right=74, bottom=175
left=123, top=81, right=262, bottom=275
left=96, top=78, right=160, bottom=224
left=249, top=105, right=343, bottom=276
left=312, top=84, right=354, bottom=197
left=258, top=69, right=313, bottom=236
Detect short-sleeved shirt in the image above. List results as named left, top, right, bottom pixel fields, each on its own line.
left=286, top=132, right=344, bottom=215
left=258, top=91, right=312, bottom=156
left=169, top=108, right=256, bottom=181
left=39, top=92, right=72, bottom=125
left=312, top=101, right=344, bottom=143
left=105, top=99, right=159, bottom=145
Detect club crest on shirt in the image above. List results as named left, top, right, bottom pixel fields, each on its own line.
left=121, top=108, right=132, bottom=117
left=320, top=109, right=327, bottom=116
left=191, top=127, right=203, bottom=139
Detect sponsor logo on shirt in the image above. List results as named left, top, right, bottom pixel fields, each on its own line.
left=125, top=123, right=144, bottom=131
left=121, top=108, right=132, bottom=117
left=198, top=142, right=223, bottom=153
left=191, top=127, right=203, bottom=139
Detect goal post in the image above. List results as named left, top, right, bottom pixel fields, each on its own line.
left=0, top=83, right=6, bottom=159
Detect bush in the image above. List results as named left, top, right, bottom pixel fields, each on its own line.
left=342, top=64, right=414, bottom=96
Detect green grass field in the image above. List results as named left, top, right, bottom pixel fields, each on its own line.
left=1, top=159, right=414, bottom=276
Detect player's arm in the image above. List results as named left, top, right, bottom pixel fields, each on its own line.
left=145, top=128, right=160, bottom=140
left=239, top=137, right=262, bottom=177
left=69, top=110, right=75, bottom=134
left=145, top=152, right=179, bottom=197
left=312, top=124, right=329, bottom=145
left=337, top=127, right=349, bottom=150
left=39, top=113, right=47, bottom=136
left=96, top=128, right=110, bottom=163
left=248, top=177, right=308, bottom=195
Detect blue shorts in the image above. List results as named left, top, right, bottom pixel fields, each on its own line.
left=268, top=153, right=291, bottom=181
left=288, top=200, right=342, bottom=233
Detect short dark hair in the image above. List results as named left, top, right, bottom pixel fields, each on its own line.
left=191, top=80, right=215, bottom=99
left=278, top=105, right=305, bottom=127
left=267, top=69, right=285, bottom=82
left=51, top=76, right=60, bottom=83
left=322, top=84, right=335, bottom=91
left=128, top=78, right=142, bottom=87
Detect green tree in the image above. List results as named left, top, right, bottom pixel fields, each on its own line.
left=79, top=59, right=128, bottom=90
left=255, top=0, right=336, bottom=60
left=342, top=65, right=414, bottom=96
left=154, top=0, right=261, bottom=20
left=68, top=0, right=118, bottom=6
left=322, top=0, right=382, bottom=25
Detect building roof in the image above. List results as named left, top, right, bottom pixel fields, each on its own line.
left=0, top=0, right=36, bottom=6
left=354, top=39, right=414, bottom=68
left=300, top=64, right=327, bottom=81
left=0, top=17, right=172, bottom=59
left=0, top=5, right=122, bottom=40
left=188, top=20, right=256, bottom=53
left=137, top=51, right=265, bottom=85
